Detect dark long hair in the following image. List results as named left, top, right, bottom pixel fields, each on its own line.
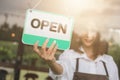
left=98, top=40, right=109, bottom=55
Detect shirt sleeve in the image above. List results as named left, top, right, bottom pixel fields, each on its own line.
left=48, top=61, right=67, bottom=80
left=106, top=55, right=119, bottom=80
left=111, top=58, right=119, bottom=80
left=49, top=50, right=73, bottom=80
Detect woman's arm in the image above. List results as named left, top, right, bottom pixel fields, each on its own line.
left=47, top=60, right=63, bottom=75
left=112, top=60, right=119, bottom=80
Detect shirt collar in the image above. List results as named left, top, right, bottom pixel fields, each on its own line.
left=79, top=47, right=85, bottom=53
left=78, top=47, right=107, bottom=63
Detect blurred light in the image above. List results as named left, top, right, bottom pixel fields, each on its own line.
left=11, top=33, right=15, bottom=38
left=63, top=0, right=105, bottom=15
left=109, top=41, right=113, bottom=46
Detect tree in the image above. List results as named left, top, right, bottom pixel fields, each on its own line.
left=0, top=22, right=10, bottom=41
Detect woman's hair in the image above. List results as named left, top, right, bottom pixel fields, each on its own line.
left=98, top=40, right=109, bottom=55
left=70, top=31, right=109, bottom=56
left=92, top=32, right=101, bottom=55
left=70, top=31, right=83, bottom=53
left=70, top=32, right=106, bottom=55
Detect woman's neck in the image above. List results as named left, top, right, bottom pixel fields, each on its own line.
left=82, top=46, right=98, bottom=60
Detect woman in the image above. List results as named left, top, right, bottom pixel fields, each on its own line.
left=33, top=31, right=119, bottom=80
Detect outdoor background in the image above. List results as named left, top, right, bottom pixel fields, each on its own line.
left=0, top=0, right=120, bottom=80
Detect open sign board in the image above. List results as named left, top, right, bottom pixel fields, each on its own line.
left=22, top=9, right=74, bottom=50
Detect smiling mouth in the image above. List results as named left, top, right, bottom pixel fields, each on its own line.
left=84, top=38, right=93, bottom=43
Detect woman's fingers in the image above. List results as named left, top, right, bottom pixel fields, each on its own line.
left=41, top=38, right=49, bottom=52
left=33, top=41, right=41, bottom=56
left=47, top=40, right=56, bottom=54
left=33, top=39, right=57, bottom=62
left=51, top=45, right=58, bottom=57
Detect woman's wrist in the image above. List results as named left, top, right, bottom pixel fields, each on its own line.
left=46, top=58, right=56, bottom=66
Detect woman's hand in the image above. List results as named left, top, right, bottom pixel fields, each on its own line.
left=33, top=39, right=63, bottom=75
left=33, top=39, right=57, bottom=64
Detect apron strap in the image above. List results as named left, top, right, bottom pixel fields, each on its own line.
left=75, top=58, right=109, bottom=77
left=101, top=61, right=109, bottom=77
left=75, top=58, right=79, bottom=72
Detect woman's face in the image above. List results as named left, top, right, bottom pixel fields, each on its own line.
left=80, top=31, right=97, bottom=47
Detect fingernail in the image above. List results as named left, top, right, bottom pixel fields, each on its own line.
left=56, top=44, right=58, bottom=47
left=46, top=38, right=49, bottom=41
left=53, top=40, right=56, bottom=44
left=36, top=40, right=39, bottom=43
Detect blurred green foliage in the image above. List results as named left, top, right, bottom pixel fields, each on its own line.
left=0, top=41, right=18, bottom=63
left=0, top=40, right=61, bottom=68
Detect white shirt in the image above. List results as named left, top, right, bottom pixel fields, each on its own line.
left=49, top=49, right=119, bottom=80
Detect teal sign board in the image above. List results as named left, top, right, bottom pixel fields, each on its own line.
left=22, top=9, right=74, bottom=50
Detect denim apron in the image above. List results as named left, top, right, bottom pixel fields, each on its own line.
left=73, top=58, right=109, bottom=80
